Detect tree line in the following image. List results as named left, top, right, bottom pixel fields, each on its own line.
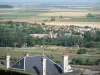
left=0, top=21, right=45, bottom=47
left=0, top=21, right=100, bottom=48
left=0, top=5, right=13, bottom=8
left=71, top=58, right=100, bottom=65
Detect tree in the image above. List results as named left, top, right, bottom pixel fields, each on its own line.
left=71, top=58, right=77, bottom=65
left=71, top=58, right=83, bottom=65
left=42, top=23, right=45, bottom=25
left=85, top=59, right=90, bottom=65
left=95, top=59, right=100, bottom=65
left=51, top=17, right=55, bottom=21
left=26, top=36, right=35, bottom=47
left=77, top=48, right=87, bottom=54
left=93, top=31, right=100, bottom=42
left=85, top=41, right=96, bottom=48
left=87, top=13, right=94, bottom=18
left=83, top=31, right=92, bottom=41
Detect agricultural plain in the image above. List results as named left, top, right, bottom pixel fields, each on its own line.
left=0, top=5, right=100, bottom=28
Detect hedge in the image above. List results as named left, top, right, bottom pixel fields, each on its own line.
left=0, top=68, right=37, bottom=75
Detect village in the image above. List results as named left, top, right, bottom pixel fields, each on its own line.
left=0, top=0, right=100, bottom=75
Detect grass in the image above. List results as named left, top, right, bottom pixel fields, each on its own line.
left=0, top=8, right=60, bottom=20
left=0, top=46, right=100, bottom=63
left=0, top=12, right=43, bottom=19
left=62, top=17, right=100, bottom=22
left=0, top=9, right=50, bottom=19
left=0, top=13, right=59, bottom=20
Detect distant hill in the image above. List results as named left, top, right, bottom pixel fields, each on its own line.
left=0, top=5, right=13, bottom=8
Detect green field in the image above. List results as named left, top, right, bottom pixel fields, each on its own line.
left=0, top=7, right=100, bottom=23
left=0, top=11, right=47, bottom=19
left=0, top=8, right=52, bottom=19
left=62, top=17, right=100, bottom=22
left=0, top=46, right=100, bottom=63
left=0, top=11, right=58, bottom=20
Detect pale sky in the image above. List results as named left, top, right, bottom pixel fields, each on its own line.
left=0, top=0, right=100, bottom=3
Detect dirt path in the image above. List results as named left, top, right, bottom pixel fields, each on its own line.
left=40, top=11, right=100, bottom=17
left=45, top=21, right=100, bottom=28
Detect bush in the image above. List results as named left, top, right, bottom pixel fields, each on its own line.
left=0, top=68, right=36, bottom=75
left=77, top=48, right=87, bottom=54
left=95, top=59, right=100, bottom=65
left=71, top=58, right=100, bottom=65
left=86, top=13, right=94, bottom=18
left=71, top=58, right=83, bottom=65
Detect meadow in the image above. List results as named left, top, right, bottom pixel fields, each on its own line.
left=0, top=46, right=100, bottom=63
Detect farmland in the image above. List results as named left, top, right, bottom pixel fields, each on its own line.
left=0, top=5, right=100, bottom=25
left=0, top=4, right=100, bottom=28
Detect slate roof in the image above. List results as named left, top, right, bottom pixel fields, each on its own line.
left=11, top=58, right=24, bottom=70
left=11, top=55, right=62, bottom=75
left=0, top=62, right=5, bottom=68
left=10, top=55, right=79, bottom=75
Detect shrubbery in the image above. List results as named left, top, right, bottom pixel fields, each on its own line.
left=77, top=48, right=87, bottom=54
left=86, top=13, right=94, bottom=18
left=0, top=68, right=36, bottom=75
left=71, top=58, right=100, bottom=65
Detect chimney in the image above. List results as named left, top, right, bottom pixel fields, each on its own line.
left=42, top=53, right=46, bottom=75
left=6, top=54, right=10, bottom=69
left=24, top=52, right=29, bottom=57
left=62, top=53, right=69, bottom=73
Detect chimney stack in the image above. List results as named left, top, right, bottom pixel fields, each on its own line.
left=6, top=54, right=10, bottom=69
left=42, top=53, right=46, bottom=75
left=62, top=53, right=69, bottom=73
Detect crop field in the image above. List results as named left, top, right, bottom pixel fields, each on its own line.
left=61, top=17, right=100, bottom=22
left=0, top=9, right=48, bottom=19
left=0, top=5, right=100, bottom=27
left=40, top=11, right=100, bottom=17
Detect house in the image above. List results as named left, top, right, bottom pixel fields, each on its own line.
left=30, top=34, right=50, bottom=38
left=30, top=33, right=57, bottom=38
left=3, top=53, right=79, bottom=75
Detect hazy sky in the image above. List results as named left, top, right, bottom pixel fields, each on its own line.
left=0, top=0, right=100, bottom=3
